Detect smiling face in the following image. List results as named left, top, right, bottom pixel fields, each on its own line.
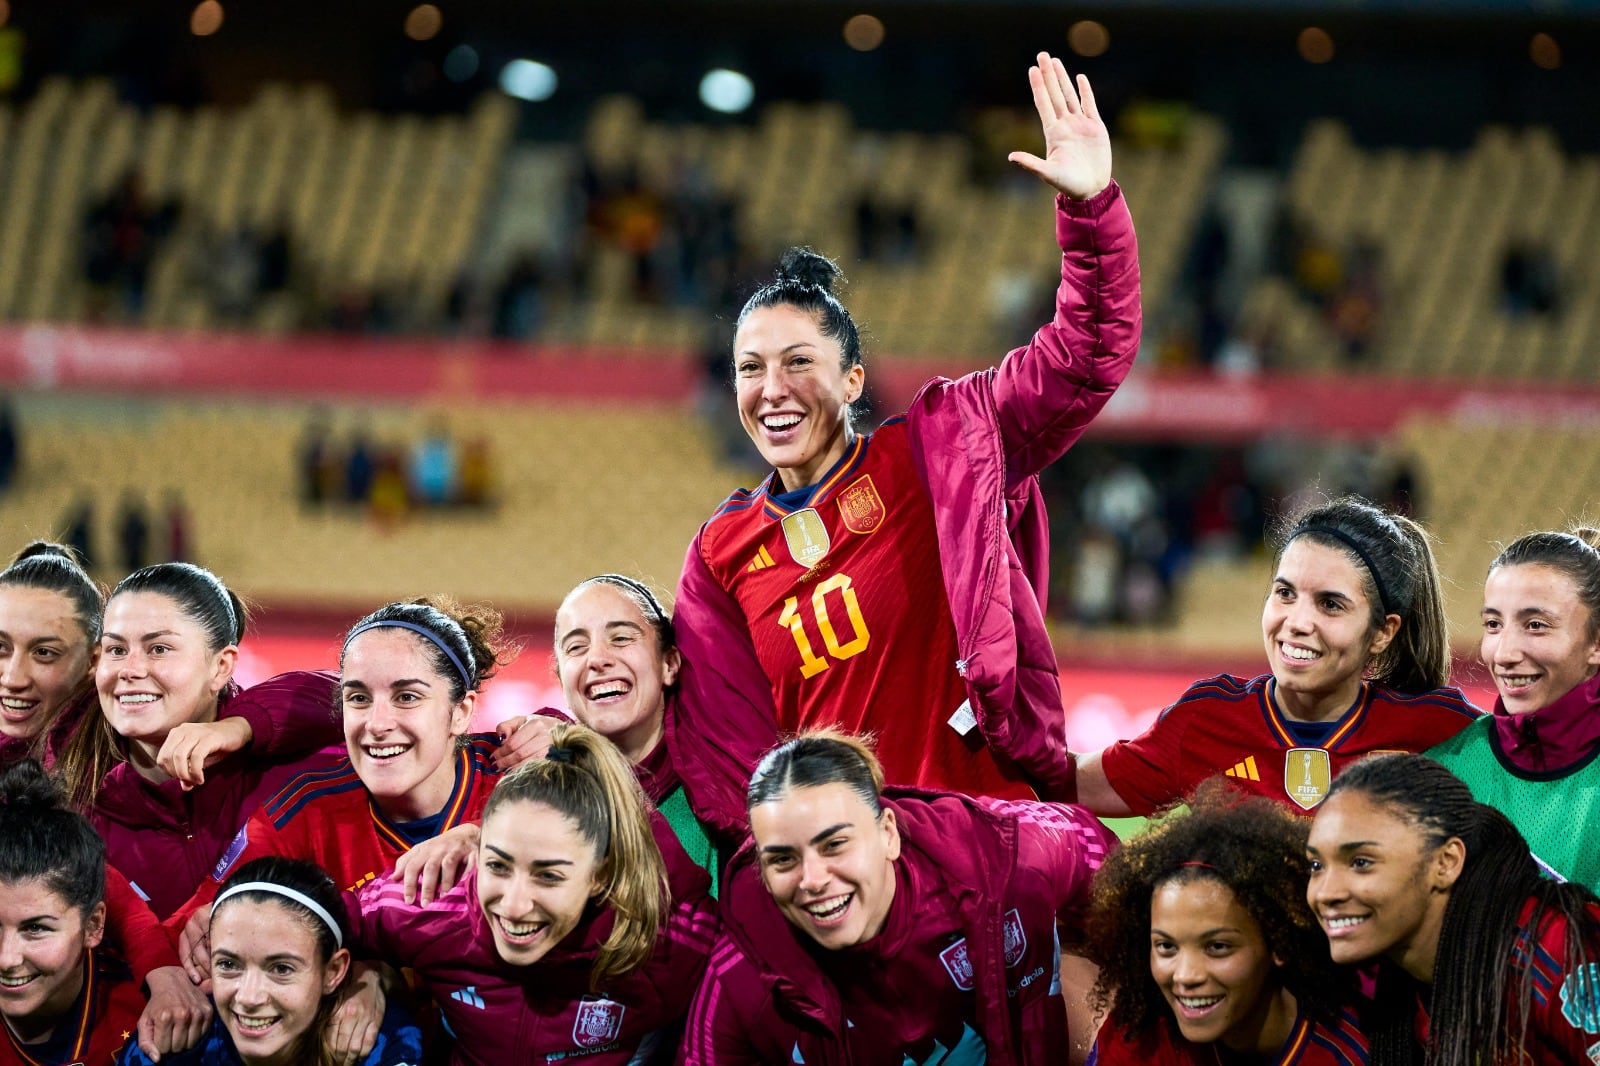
left=1481, top=562, right=1600, bottom=715
left=97, top=591, right=236, bottom=751
left=750, top=782, right=899, bottom=951
left=0, top=587, right=96, bottom=742
left=0, top=878, right=103, bottom=1044
left=1262, top=538, right=1400, bottom=722
left=1305, top=790, right=1460, bottom=981
left=1150, top=878, right=1291, bottom=1054
left=210, top=898, right=348, bottom=1066
left=340, top=628, right=473, bottom=822
left=555, top=584, right=680, bottom=764
left=734, top=304, right=865, bottom=493
left=476, top=799, right=604, bottom=966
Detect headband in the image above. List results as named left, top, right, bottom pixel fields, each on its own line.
left=344, top=619, right=472, bottom=690
left=1291, top=525, right=1396, bottom=615
left=214, top=882, right=343, bottom=949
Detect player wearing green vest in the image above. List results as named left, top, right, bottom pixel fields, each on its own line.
left=1428, top=528, right=1600, bottom=890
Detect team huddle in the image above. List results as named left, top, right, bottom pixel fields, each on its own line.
left=1, top=51, right=1597, bottom=1066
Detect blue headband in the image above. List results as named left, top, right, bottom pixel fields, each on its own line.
left=343, top=620, right=473, bottom=690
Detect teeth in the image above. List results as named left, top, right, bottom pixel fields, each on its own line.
left=118, top=694, right=159, bottom=704
left=803, top=895, right=851, bottom=920
left=1500, top=676, right=1538, bottom=689
left=1177, top=995, right=1222, bottom=1009
left=588, top=682, right=628, bottom=700
left=1326, top=916, right=1367, bottom=930
left=366, top=744, right=408, bottom=758
left=499, top=917, right=542, bottom=937
left=235, top=1016, right=278, bottom=1031
left=0, top=699, right=31, bottom=709
left=0, top=975, right=33, bottom=987
left=1282, top=645, right=1320, bottom=661
left=763, top=414, right=802, bottom=430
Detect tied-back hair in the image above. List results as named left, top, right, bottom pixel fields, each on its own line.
left=0, top=542, right=103, bottom=765
left=483, top=723, right=667, bottom=989
left=565, top=575, right=676, bottom=655
left=736, top=248, right=869, bottom=426
left=1489, top=527, right=1600, bottom=640
left=745, top=729, right=885, bottom=815
left=1328, top=754, right=1600, bottom=1066
left=0, top=759, right=105, bottom=916
left=66, top=562, right=251, bottom=811
left=1274, top=495, right=1450, bottom=694
left=340, top=596, right=515, bottom=704
left=213, top=856, right=350, bottom=1066
left=1086, top=780, right=1345, bottom=1038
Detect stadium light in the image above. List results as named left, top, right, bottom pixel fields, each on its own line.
left=500, top=59, right=558, bottom=102
left=1068, top=20, right=1110, bottom=58
left=405, top=5, right=443, bottom=42
left=700, top=69, right=754, bottom=114
left=1297, top=27, right=1334, bottom=64
left=444, top=44, right=480, bottom=82
left=1530, top=32, right=1561, bottom=70
left=843, top=15, right=885, bottom=52
left=190, top=1, right=224, bottom=36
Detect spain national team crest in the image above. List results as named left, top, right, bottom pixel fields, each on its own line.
left=781, top=508, right=831, bottom=567
left=572, top=996, right=626, bottom=1049
left=1002, top=909, right=1028, bottom=968
left=939, top=937, right=976, bottom=990
left=1285, top=747, right=1332, bottom=811
left=836, top=476, right=886, bottom=535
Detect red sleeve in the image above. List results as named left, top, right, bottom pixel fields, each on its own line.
left=667, top=531, right=773, bottom=839
left=1097, top=701, right=1194, bottom=817
left=105, top=863, right=180, bottom=984
left=1090, top=1019, right=1189, bottom=1065
left=222, top=670, right=341, bottom=757
left=990, top=799, right=1118, bottom=933
left=1528, top=907, right=1600, bottom=1060
left=991, top=183, right=1140, bottom=489
left=679, top=938, right=771, bottom=1066
left=162, top=807, right=295, bottom=939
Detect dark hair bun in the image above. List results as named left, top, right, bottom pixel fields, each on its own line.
left=11, top=541, right=79, bottom=567
left=776, top=247, right=843, bottom=293
left=0, top=759, right=67, bottom=814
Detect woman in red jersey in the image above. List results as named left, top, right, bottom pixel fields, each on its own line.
left=1307, top=753, right=1600, bottom=1065
left=671, top=54, right=1141, bottom=809
left=0, top=759, right=149, bottom=1066
left=1087, top=783, right=1365, bottom=1065
left=86, top=562, right=342, bottom=919
left=683, top=731, right=1115, bottom=1065
left=1073, top=496, right=1479, bottom=818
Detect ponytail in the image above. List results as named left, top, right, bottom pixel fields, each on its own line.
left=482, top=724, right=667, bottom=988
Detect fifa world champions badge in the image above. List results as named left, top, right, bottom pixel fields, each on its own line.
left=1284, top=747, right=1332, bottom=811
left=781, top=507, right=831, bottom=567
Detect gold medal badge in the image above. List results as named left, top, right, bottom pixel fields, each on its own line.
left=781, top=508, right=831, bottom=567
left=1284, top=747, right=1333, bottom=811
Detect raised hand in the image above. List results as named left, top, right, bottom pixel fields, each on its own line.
left=1007, top=52, right=1112, bottom=201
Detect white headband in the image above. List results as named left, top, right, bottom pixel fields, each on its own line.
left=214, top=882, right=343, bottom=949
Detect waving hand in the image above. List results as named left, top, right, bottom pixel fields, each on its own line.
left=1007, top=52, right=1112, bottom=201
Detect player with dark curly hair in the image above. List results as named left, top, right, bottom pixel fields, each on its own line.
left=1087, top=781, right=1366, bottom=1064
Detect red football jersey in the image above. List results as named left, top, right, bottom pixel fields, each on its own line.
left=1099, top=674, right=1480, bottom=815
left=699, top=420, right=1033, bottom=799
left=1091, top=1007, right=1367, bottom=1066
left=166, top=735, right=502, bottom=933
left=0, top=949, right=144, bottom=1066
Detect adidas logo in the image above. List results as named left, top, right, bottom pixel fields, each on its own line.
left=747, top=546, right=776, bottom=572
left=451, top=986, right=486, bottom=1010
left=1224, top=755, right=1260, bottom=782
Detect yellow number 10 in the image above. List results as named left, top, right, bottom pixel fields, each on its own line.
left=778, top=573, right=871, bottom=679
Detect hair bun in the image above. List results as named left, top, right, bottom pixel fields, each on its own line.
left=776, top=247, right=843, bottom=293
left=0, top=760, right=67, bottom=815
left=12, top=541, right=77, bottom=567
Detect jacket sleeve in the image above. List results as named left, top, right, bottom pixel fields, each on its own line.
left=162, top=807, right=293, bottom=939
left=105, top=863, right=181, bottom=982
left=995, top=799, right=1118, bottom=935
left=990, top=182, right=1140, bottom=490
left=678, top=937, right=771, bottom=1066
left=222, top=670, right=341, bottom=757
left=668, top=531, right=777, bottom=839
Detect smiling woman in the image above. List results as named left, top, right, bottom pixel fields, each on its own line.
left=345, top=723, right=716, bottom=1066
left=0, top=542, right=102, bottom=771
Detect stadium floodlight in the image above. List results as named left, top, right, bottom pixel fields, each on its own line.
left=500, top=59, right=558, bottom=102
left=699, top=68, right=754, bottom=114
left=445, top=44, right=480, bottom=82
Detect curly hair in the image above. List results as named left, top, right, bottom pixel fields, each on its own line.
left=1086, top=781, right=1348, bottom=1041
